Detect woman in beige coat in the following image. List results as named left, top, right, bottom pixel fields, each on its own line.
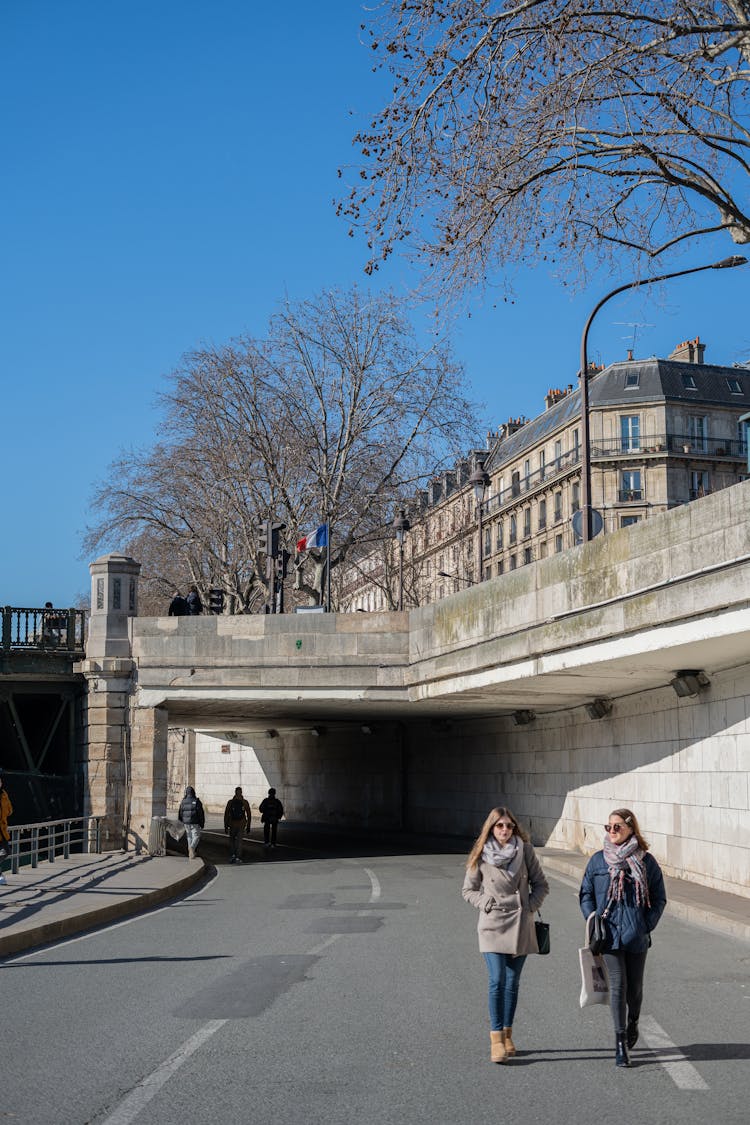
left=462, top=806, right=549, bottom=1063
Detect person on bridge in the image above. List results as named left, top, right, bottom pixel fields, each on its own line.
left=0, top=770, right=13, bottom=885
left=579, top=807, right=666, bottom=1069
left=462, top=806, right=549, bottom=1063
left=224, top=787, right=251, bottom=863
left=186, top=585, right=203, bottom=615
left=168, top=591, right=189, bottom=616
left=177, top=785, right=205, bottom=860
left=259, top=788, right=284, bottom=850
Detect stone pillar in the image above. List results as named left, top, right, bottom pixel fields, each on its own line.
left=129, top=704, right=169, bottom=847
left=78, top=554, right=150, bottom=850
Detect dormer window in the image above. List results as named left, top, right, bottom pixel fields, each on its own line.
left=624, top=372, right=639, bottom=388
left=681, top=373, right=697, bottom=390
left=726, top=376, right=743, bottom=394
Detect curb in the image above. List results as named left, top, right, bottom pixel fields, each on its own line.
left=0, top=859, right=209, bottom=958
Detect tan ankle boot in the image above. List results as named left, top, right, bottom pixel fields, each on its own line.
left=503, top=1028, right=517, bottom=1057
left=490, top=1030, right=507, bottom=1063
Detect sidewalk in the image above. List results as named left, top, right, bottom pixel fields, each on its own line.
left=0, top=850, right=207, bottom=958
left=1, top=833, right=747, bottom=960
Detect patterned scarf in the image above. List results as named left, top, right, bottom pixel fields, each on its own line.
left=602, top=833, right=650, bottom=907
left=482, top=835, right=523, bottom=880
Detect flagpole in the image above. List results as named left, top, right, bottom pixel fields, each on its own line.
left=326, top=521, right=331, bottom=613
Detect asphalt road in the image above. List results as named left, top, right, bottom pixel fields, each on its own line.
left=3, top=832, right=748, bottom=1125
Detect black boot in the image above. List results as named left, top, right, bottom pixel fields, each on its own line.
left=615, top=1033, right=630, bottom=1067
left=626, top=1019, right=639, bottom=1049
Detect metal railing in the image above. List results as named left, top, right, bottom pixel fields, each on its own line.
left=590, top=434, right=747, bottom=458
left=5, top=816, right=102, bottom=874
left=1, top=606, right=87, bottom=652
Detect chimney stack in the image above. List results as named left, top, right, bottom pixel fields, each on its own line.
left=669, top=336, right=705, bottom=364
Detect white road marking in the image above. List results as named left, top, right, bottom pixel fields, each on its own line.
left=363, top=866, right=381, bottom=902
left=99, top=1019, right=227, bottom=1125
left=308, top=933, right=340, bottom=955
left=639, top=1014, right=709, bottom=1090
left=6, top=868, right=220, bottom=963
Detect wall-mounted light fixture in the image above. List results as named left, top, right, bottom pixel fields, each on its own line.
left=670, top=670, right=710, bottom=698
left=310, top=726, right=326, bottom=737
left=585, top=698, right=613, bottom=720
left=513, top=709, right=536, bottom=726
left=265, top=729, right=278, bottom=738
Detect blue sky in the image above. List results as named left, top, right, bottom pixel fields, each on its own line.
left=2, top=0, right=748, bottom=607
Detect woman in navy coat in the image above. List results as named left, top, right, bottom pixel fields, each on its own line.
left=579, top=807, right=666, bottom=1068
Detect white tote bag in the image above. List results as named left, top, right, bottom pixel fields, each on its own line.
left=579, top=913, right=610, bottom=1008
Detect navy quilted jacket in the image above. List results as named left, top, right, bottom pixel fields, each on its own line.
left=579, top=850, right=666, bottom=952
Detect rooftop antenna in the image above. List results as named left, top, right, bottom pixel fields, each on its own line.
left=614, top=321, right=654, bottom=356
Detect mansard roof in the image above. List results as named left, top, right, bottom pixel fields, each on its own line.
left=486, top=357, right=750, bottom=472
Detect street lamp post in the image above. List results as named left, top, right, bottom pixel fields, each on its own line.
left=579, top=255, right=747, bottom=543
left=469, top=455, right=491, bottom=582
left=392, top=508, right=411, bottom=611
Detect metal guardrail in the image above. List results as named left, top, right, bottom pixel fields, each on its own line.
left=1, top=606, right=87, bottom=652
left=5, top=816, right=102, bottom=874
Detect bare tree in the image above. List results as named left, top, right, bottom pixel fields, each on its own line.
left=341, top=1, right=750, bottom=289
left=84, top=287, right=480, bottom=610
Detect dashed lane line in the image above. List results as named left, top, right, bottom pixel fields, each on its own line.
left=640, top=1014, right=709, bottom=1090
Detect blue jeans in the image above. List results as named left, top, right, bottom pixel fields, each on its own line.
left=482, top=952, right=528, bottom=1030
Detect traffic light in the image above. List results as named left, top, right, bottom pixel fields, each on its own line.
left=208, top=588, right=224, bottom=614
left=275, top=549, right=291, bottom=579
left=270, top=521, right=285, bottom=558
left=257, top=520, right=272, bottom=555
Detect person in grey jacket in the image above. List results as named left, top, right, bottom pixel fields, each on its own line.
left=177, top=785, right=205, bottom=860
left=462, top=806, right=549, bottom=1063
left=579, top=807, right=667, bottom=1068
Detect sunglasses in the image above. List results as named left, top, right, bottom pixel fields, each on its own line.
left=604, top=824, right=627, bottom=833
left=494, top=821, right=514, bottom=829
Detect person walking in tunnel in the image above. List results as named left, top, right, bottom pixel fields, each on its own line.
left=224, top=786, right=251, bottom=863
left=462, top=806, right=549, bottom=1063
left=177, top=785, right=205, bottom=860
left=579, top=807, right=666, bottom=1068
left=259, top=787, right=284, bottom=850
left=0, top=770, right=13, bottom=885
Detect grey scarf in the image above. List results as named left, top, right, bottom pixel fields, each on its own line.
left=482, top=835, right=523, bottom=881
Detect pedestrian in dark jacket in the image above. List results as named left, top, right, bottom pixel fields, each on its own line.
left=462, top=806, right=549, bottom=1063
left=177, top=785, right=205, bottom=860
left=259, top=788, right=284, bottom=849
left=168, top=591, right=189, bottom=616
left=224, top=786, right=251, bottom=864
left=579, top=807, right=667, bottom=1068
left=186, top=586, right=203, bottom=615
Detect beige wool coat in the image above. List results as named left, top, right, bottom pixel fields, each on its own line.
left=462, top=841, right=550, bottom=955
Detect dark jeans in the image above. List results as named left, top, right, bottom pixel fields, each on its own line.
left=602, top=950, right=648, bottom=1034
left=482, top=952, right=528, bottom=1031
left=263, top=820, right=279, bottom=846
left=228, top=823, right=245, bottom=859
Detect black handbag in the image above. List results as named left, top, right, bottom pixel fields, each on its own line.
left=587, top=911, right=609, bottom=955
left=535, top=912, right=551, bottom=955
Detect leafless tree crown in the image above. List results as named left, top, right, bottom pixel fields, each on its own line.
left=83, top=287, right=480, bottom=611
left=340, top=1, right=750, bottom=289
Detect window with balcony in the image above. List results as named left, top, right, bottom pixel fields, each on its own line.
left=509, top=514, right=517, bottom=544
left=495, top=520, right=503, bottom=550
left=619, top=469, right=642, bottom=502
left=690, top=469, right=710, bottom=499
left=554, top=491, right=562, bottom=522
left=523, top=508, right=531, bottom=538
left=511, top=470, right=521, bottom=497
left=539, top=449, right=546, bottom=480
left=523, top=459, right=531, bottom=489
left=538, top=498, right=547, bottom=530
left=571, top=481, right=580, bottom=513
left=572, top=428, right=580, bottom=457
left=688, top=415, right=707, bottom=451
left=484, top=527, right=492, bottom=556
left=554, top=439, right=562, bottom=465
left=620, top=415, right=640, bottom=452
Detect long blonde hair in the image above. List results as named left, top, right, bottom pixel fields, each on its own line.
left=609, top=807, right=649, bottom=851
left=466, top=806, right=529, bottom=870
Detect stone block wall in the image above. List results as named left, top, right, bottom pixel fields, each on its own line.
left=406, top=662, right=750, bottom=897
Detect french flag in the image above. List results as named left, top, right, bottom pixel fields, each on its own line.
left=296, top=523, right=328, bottom=552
